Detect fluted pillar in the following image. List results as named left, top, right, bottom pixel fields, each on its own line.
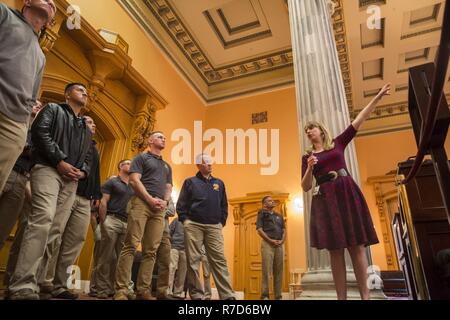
left=288, top=0, right=379, bottom=299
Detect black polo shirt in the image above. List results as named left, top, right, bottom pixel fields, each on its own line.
left=129, top=152, right=172, bottom=199
left=256, top=209, right=285, bottom=240
left=101, top=176, right=134, bottom=218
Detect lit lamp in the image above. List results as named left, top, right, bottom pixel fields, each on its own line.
left=293, top=197, right=304, bottom=213
left=171, top=187, right=179, bottom=204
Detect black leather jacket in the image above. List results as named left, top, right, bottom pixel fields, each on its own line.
left=31, top=103, right=92, bottom=175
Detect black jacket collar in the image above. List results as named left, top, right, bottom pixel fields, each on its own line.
left=196, top=171, right=213, bottom=182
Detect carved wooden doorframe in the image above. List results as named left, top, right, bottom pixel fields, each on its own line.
left=368, top=174, right=400, bottom=270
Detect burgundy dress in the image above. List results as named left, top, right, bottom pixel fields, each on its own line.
left=301, top=124, right=379, bottom=250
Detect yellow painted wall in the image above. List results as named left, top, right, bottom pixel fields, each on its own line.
left=205, top=87, right=307, bottom=277
left=3, top=0, right=450, bottom=286
left=355, top=129, right=450, bottom=270
left=67, top=0, right=206, bottom=187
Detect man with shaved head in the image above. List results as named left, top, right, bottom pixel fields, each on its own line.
left=114, top=131, right=173, bottom=300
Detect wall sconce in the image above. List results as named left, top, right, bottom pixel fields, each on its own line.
left=293, top=197, right=304, bottom=213
left=171, top=187, right=179, bottom=204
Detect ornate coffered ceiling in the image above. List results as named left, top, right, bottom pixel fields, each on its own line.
left=118, top=0, right=449, bottom=134
left=118, top=0, right=294, bottom=103
left=345, top=0, right=450, bottom=135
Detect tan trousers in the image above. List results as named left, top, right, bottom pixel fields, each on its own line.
left=3, top=192, right=31, bottom=287
left=0, top=170, right=28, bottom=250
left=9, top=165, right=78, bottom=293
left=97, top=215, right=127, bottom=296
left=89, top=225, right=102, bottom=294
left=261, top=240, right=284, bottom=300
left=201, top=253, right=212, bottom=299
left=115, top=196, right=165, bottom=295
left=155, top=218, right=171, bottom=297
left=184, top=220, right=235, bottom=300
left=39, top=195, right=91, bottom=295
left=168, top=248, right=187, bottom=297
left=0, top=112, right=27, bottom=194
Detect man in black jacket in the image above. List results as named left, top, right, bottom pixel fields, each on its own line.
left=8, top=83, right=92, bottom=300
left=39, top=115, right=102, bottom=300
left=176, top=154, right=235, bottom=300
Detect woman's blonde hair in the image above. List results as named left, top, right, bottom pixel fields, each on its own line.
left=304, top=121, right=335, bottom=154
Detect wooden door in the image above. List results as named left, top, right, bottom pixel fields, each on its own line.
left=230, top=192, right=289, bottom=300
left=244, top=212, right=262, bottom=300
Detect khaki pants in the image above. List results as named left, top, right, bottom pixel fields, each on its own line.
left=184, top=220, right=235, bottom=300
left=115, top=196, right=165, bottom=295
left=97, top=215, right=127, bottom=296
left=261, top=240, right=284, bottom=300
left=89, top=225, right=102, bottom=294
left=40, top=195, right=91, bottom=295
left=155, top=218, right=171, bottom=297
left=0, top=170, right=28, bottom=250
left=9, top=165, right=78, bottom=293
left=0, top=112, right=27, bottom=194
left=3, top=193, right=31, bottom=287
left=168, top=248, right=187, bottom=297
left=201, top=253, right=212, bottom=299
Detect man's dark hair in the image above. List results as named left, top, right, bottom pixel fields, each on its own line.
left=262, top=196, right=272, bottom=205
left=118, top=159, right=131, bottom=171
left=65, top=83, right=86, bottom=95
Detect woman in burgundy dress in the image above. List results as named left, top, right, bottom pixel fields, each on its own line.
left=301, top=83, right=391, bottom=300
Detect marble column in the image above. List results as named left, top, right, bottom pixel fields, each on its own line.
left=287, top=0, right=382, bottom=299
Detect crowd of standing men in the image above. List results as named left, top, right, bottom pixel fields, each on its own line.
left=0, top=0, right=287, bottom=301
left=0, top=0, right=238, bottom=301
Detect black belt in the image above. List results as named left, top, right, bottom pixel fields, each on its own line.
left=108, top=213, right=128, bottom=223
left=316, top=169, right=348, bottom=186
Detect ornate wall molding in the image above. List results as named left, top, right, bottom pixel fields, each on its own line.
left=330, top=0, right=355, bottom=112
left=130, top=97, right=157, bottom=153
left=367, top=174, right=400, bottom=271
left=351, top=93, right=450, bottom=121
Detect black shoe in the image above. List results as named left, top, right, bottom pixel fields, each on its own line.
left=10, top=289, right=39, bottom=300
left=39, top=292, right=53, bottom=300
left=156, top=295, right=179, bottom=300
left=53, top=290, right=79, bottom=300
left=3, top=290, right=10, bottom=300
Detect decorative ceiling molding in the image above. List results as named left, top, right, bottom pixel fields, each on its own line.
left=203, top=10, right=272, bottom=49
left=118, top=0, right=295, bottom=103
left=143, top=0, right=293, bottom=85
left=400, top=26, right=442, bottom=40
left=351, top=93, right=450, bottom=121
left=351, top=102, right=409, bottom=120
left=359, top=0, right=386, bottom=8
left=217, top=8, right=260, bottom=35
left=331, top=0, right=355, bottom=111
